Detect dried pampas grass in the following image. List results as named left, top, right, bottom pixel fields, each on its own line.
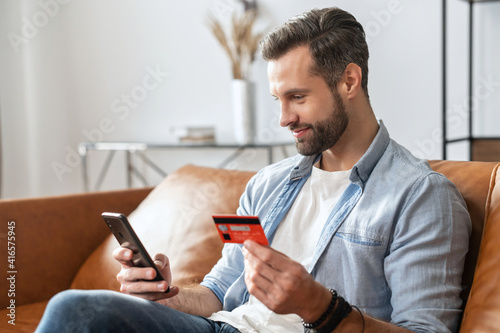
left=207, top=9, right=264, bottom=80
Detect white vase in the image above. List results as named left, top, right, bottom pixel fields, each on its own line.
left=231, top=79, right=255, bottom=145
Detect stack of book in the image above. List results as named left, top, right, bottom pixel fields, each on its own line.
left=173, top=126, right=216, bottom=144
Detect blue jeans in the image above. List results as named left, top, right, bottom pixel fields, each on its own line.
left=36, top=289, right=241, bottom=333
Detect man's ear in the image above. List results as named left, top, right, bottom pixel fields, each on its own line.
left=341, top=63, right=362, bottom=99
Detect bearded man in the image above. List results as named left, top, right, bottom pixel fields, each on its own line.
left=37, top=7, right=470, bottom=333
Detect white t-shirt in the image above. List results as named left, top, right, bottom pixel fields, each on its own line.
left=209, top=165, right=351, bottom=333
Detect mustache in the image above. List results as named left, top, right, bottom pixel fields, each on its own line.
left=289, top=123, right=314, bottom=131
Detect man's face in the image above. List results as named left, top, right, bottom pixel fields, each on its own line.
left=268, top=46, right=349, bottom=156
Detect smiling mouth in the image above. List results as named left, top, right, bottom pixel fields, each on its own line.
left=291, top=127, right=309, bottom=138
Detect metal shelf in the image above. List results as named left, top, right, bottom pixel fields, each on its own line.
left=442, top=0, right=500, bottom=160
left=79, top=141, right=294, bottom=192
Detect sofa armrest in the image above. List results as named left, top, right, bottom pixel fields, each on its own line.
left=0, top=187, right=152, bottom=308
left=460, top=164, right=500, bottom=332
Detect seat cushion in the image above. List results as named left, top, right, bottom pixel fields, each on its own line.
left=70, top=165, right=255, bottom=290
left=0, top=301, right=48, bottom=333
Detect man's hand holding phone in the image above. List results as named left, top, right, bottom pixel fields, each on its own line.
left=102, top=212, right=178, bottom=303
left=113, top=247, right=179, bottom=302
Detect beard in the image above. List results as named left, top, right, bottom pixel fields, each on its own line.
left=291, top=89, right=349, bottom=156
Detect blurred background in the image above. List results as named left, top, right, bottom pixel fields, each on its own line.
left=0, top=0, right=499, bottom=199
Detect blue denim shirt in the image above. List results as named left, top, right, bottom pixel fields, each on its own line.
left=201, top=122, right=471, bottom=333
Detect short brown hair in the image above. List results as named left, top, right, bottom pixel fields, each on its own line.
left=261, top=7, right=369, bottom=97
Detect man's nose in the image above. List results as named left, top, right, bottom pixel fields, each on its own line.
left=279, top=103, right=298, bottom=128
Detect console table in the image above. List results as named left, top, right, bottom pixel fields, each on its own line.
left=79, top=141, right=294, bottom=192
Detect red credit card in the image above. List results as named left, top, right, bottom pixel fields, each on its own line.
left=212, top=215, right=268, bottom=246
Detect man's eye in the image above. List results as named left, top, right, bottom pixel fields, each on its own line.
left=293, top=95, right=304, bottom=101
left=273, top=96, right=279, bottom=101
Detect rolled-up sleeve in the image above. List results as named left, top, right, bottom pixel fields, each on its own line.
left=200, top=174, right=259, bottom=305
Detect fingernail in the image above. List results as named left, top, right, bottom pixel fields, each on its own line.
left=158, top=283, right=165, bottom=291
left=147, top=270, right=154, bottom=279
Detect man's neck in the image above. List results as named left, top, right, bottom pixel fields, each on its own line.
left=319, top=111, right=379, bottom=172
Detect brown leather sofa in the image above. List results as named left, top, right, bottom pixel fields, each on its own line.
left=0, top=161, right=499, bottom=332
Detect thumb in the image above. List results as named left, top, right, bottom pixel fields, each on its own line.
left=153, top=253, right=169, bottom=269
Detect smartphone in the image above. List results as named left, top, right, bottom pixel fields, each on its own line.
left=212, top=215, right=268, bottom=246
left=101, top=212, right=169, bottom=292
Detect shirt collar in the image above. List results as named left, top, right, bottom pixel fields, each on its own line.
left=349, top=120, right=390, bottom=185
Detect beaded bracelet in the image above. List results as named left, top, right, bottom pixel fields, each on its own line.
left=318, top=295, right=352, bottom=333
left=302, top=289, right=338, bottom=329
left=303, top=292, right=353, bottom=333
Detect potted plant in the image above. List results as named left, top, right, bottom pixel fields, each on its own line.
left=207, top=0, right=263, bottom=145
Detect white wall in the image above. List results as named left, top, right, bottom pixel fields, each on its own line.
left=0, top=0, right=499, bottom=198
left=474, top=3, right=500, bottom=137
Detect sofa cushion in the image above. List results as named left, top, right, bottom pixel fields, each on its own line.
left=460, top=164, right=500, bottom=332
left=70, top=165, right=255, bottom=290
